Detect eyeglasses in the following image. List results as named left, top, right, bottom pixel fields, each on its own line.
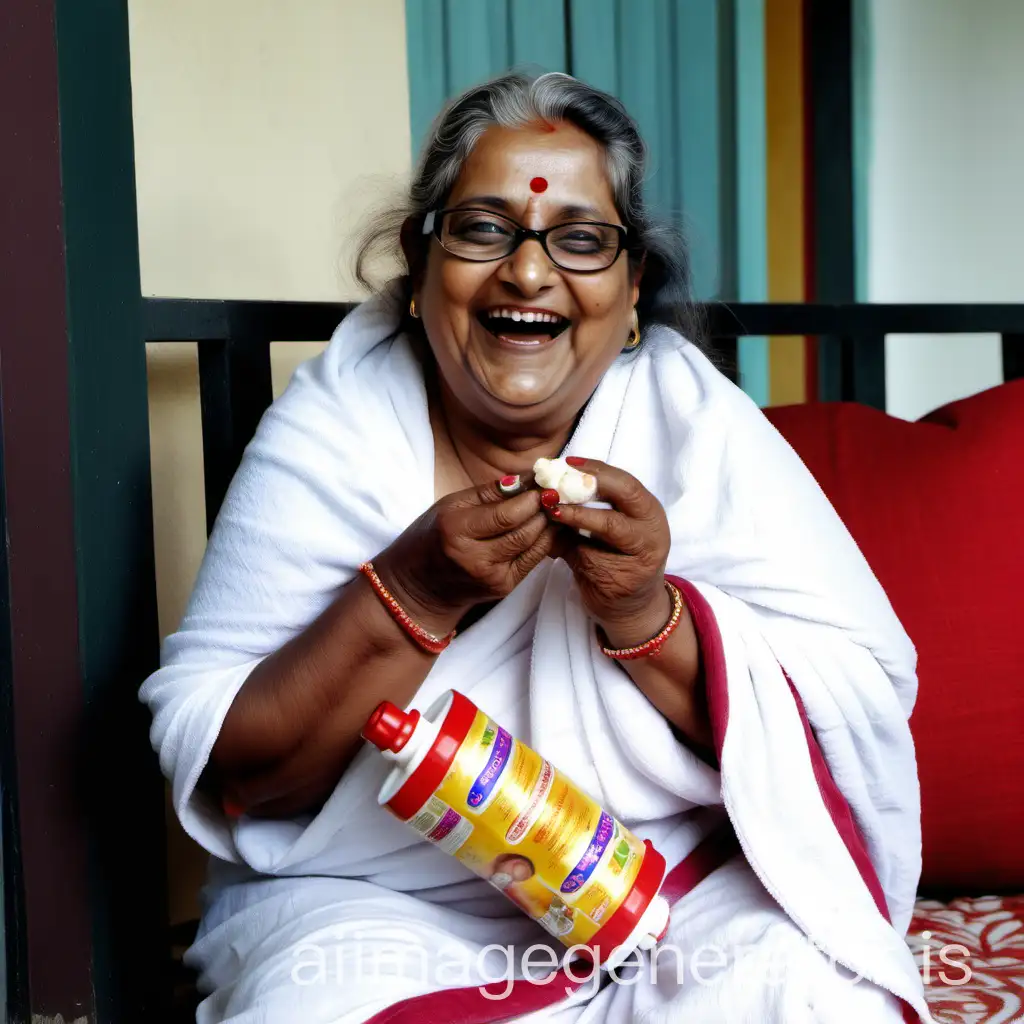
left=422, top=208, right=630, bottom=273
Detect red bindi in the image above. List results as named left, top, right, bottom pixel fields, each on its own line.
left=530, top=176, right=548, bottom=194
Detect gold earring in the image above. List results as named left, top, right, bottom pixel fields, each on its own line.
left=409, top=297, right=419, bottom=318
left=623, top=308, right=641, bottom=350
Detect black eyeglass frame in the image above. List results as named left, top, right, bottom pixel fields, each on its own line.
left=422, top=207, right=634, bottom=273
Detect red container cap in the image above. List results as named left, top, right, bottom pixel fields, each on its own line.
left=577, top=839, right=666, bottom=964
left=362, top=701, right=420, bottom=754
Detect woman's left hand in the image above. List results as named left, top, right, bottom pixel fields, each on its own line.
left=546, top=458, right=713, bottom=755
left=541, top=457, right=673, bottom=647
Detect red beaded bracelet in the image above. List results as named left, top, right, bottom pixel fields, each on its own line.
left=359, top=561, right=456, bottom=656
left=598, top=580, right=684, bottom=661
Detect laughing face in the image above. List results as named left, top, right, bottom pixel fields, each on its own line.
left=412, top=122, right=641, bottom=434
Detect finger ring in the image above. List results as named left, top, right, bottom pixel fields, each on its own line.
left=498, top=474, right=522, bottom=496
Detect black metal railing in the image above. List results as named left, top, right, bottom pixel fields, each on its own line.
left=142, top=298, right=1024, bottom=533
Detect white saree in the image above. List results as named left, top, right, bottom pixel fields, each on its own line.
left=140, top=290, right=932, bottom=1023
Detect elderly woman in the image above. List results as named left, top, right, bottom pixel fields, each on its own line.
left=142, top=73, right=931, bottom=1023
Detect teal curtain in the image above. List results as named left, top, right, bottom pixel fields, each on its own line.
left=733, top=0, right=769, bottom=405
left=405, top=0, right=568, bottom=153
left=404, top=0, right=769, bottom=398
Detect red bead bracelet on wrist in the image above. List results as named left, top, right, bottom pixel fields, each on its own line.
left=598, top=580, right=684, bottom=661
left=359, top=561, right=456, bottom=656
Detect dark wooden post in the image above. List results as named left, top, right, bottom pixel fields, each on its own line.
left=1004, top=335, right=1024, bottom=382
left=198, top=334, right=275, bottom=535
left=805, top=0, right=885, bottom=409
left=0, top=1, right=168, bottom=1020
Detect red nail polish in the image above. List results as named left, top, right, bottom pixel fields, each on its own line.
left=566, top=456, right=586, bottom=467
left=540, top=489, right=560, bottom=509
left=549, top=507, right=562, bottom=519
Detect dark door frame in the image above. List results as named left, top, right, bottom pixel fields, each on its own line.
left=0, top=1, right=168, bottom=1020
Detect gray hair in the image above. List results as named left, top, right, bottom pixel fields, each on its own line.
left=355, top=71, right=702, bottom=345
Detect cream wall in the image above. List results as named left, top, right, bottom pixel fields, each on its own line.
left=864, top=0, right=1022, bottom=420
left=130, top=0, right=411, bottom=302
left=130, top=0, right=412, bottom=922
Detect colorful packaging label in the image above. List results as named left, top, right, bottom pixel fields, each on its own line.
left=466, top=726, right=512, bottom=809
left=409, top=795, right=473, bottom=856
left=561, top=811, right=614, bottom=894
left=402, top=709, right=648, bottom=947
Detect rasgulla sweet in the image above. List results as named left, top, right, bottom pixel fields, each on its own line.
left=533, top=458, right=598, bottom=504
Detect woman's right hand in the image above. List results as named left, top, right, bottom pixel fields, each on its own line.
left=373, top=476, right=561, bottom=636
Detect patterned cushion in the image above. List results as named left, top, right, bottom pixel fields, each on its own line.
left=908, top=895, right=1024, bottom=1023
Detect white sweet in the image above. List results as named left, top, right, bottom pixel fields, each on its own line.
left=532, top=458, right=598, bottom=504
left=558, top=470, right=598, bottom=504
left=533, top=457, right=569, bottom=491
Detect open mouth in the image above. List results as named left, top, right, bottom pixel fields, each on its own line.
left=477, top=308, right=571, bottom=346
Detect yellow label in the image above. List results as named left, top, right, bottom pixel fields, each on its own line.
left=405, top=709, right=647, bottom=947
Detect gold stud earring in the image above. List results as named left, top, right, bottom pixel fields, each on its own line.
left=409, top=297, right=419, bottom=318
left=623, top=308, right=641, bottom=350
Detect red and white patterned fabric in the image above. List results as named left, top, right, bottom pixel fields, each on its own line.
left=908, top=895, right=1024, bottom=1023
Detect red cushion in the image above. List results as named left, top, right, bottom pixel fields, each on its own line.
left=764, top=381, right=1024, bottom=891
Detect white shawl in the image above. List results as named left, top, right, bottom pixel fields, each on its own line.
left=140, top=290, right=929, bottom=1018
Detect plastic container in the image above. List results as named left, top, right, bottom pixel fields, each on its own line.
left=361, top=689, right=670, bottom=969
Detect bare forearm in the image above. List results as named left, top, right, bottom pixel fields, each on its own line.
left=209, top=570, right=456, bottom=813
left=598, top=587, right=715, bottom=756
